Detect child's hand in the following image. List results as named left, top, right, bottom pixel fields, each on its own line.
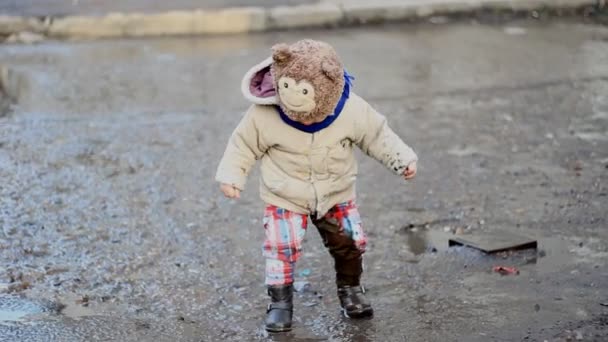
left=403, top=161, right=417, bottom=180
left=220, top=183, right=241, bottom=199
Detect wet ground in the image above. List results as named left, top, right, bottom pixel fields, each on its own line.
left=0, top=18, right=607, bottom=342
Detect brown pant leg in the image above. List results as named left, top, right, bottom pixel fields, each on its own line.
left=313, top=215, right=363, bottom=287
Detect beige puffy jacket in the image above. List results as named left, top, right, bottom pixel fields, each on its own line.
left=215, top=58, right=417, bottom=217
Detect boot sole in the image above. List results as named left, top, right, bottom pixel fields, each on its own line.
left=342, top=307, right=374, bottom=319
left=265, top=326, right=292, bottom=333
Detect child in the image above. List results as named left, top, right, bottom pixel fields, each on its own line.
left=216, top=39, right=417, bottom=332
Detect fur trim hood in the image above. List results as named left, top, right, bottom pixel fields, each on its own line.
left=241, top=57, right=278, bottom=106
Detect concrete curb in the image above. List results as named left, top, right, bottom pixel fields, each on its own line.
left=0, top=0, right=600, bottom=41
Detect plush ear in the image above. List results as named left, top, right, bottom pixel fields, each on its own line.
left=321, top=58, right=342, bottom=82
left=272, top=43, right=292, bottom=65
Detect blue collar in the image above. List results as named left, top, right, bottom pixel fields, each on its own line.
left=276, top=71, right=354, bottom=134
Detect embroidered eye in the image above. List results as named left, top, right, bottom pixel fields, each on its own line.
left=302, top=89, right=308, bottom=95
left=283, top=82, right=289, bottom=88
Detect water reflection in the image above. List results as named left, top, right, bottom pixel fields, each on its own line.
left=0, top=295, right=46, bottom=322
left=338, top=318, right=376, bottom=342
left=403, top=228, right=449, bottom=256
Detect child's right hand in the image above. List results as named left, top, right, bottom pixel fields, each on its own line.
left=220, top=183, right=241, bottom=199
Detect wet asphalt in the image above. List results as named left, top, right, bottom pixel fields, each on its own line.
left=0, top=18, right=607, bottom=342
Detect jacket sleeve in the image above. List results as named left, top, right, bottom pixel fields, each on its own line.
left=354, top=101, right=418, bottom=175
left=215, top=106, right=267, bottom=190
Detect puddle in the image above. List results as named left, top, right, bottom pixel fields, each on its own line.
left=403, top=228, right=455, bottom=255
left=0, top=295, right=46, bottom=323
left=534, top=236, right=607, bottom=274
left=402, top=228, right=583, bottom=274
left=0, top=308, right=35, bottom=322
left=0, top=293, right=117, bottom=325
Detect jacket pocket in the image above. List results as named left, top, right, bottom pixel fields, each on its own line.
left=327, top=139, right=355, bottom=175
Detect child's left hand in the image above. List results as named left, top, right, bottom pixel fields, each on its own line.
left=403, top=161, right=417, bottom=180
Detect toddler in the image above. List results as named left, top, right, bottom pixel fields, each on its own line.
left=216, top=39, right=417, bottom=332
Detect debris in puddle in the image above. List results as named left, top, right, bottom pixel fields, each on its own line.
left=449, top=231, right=537, bottom=254
left=299, top=269, right=311, bottom=277
left=294, top=281, right=312, bottom=293
left=493, top=266, right=519, bottom=276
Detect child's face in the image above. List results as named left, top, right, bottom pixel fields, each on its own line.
left=296, top=118, right=316, bottom=125
left=277, top=76, right=317, bottom=114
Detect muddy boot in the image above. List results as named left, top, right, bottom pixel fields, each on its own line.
left=337, top=284, right=373, bottom=318
left=336, top=257, right=373, bottom=319
left=265, top=285, right=293, bottom=332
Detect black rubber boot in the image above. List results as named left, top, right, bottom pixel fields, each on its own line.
left=265, top=285, right=293, bottom=332
left=337, top=284, right=374, bottom=318
left=335, top=257, right=373, bottom=319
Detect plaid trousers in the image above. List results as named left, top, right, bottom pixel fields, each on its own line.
left=262, top=200, right=367, bottom=286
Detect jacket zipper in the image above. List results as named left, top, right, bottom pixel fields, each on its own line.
left=310, top=133, right=319, bottom=215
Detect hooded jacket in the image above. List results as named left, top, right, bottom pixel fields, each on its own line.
left=215, top=57, right=418, bottom=217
